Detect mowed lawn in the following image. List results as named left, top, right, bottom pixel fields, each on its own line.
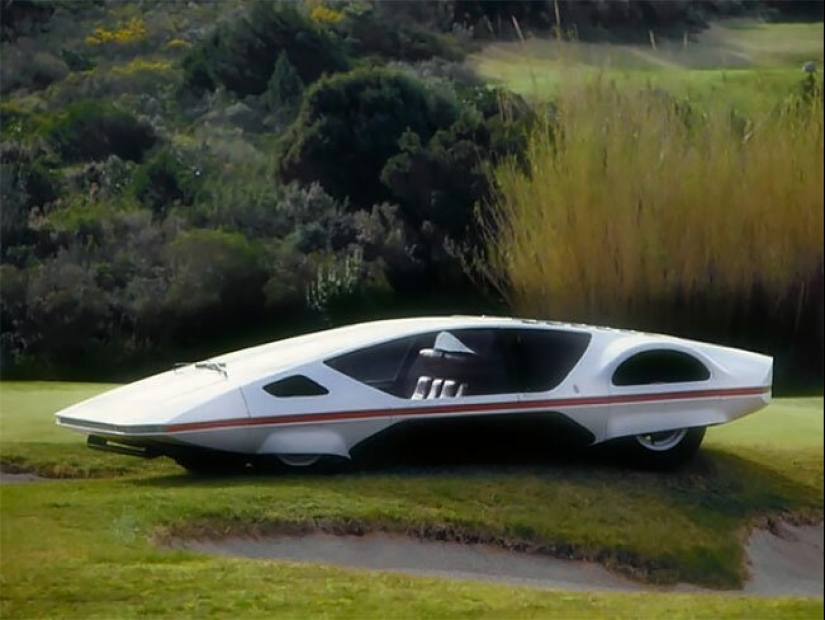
left=0, top=381, right=822, bottom=618
left=468, top=19, right=824, bottom=110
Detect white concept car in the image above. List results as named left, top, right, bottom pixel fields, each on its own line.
left=55, top=316, right=772, bottom=473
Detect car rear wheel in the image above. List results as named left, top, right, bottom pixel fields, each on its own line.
left=626, top=426, right=706, bottom=469
left=277, top=454, right=322, bottom=468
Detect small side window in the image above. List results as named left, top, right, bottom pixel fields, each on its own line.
left=612, top=350, right=710, bottom=386
left=263, top=375, right=329, bottom=397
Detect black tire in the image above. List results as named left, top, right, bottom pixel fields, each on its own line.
left=251, top=454, right=348, bottom=475
left=623, top=426, right=706, bottom=470
left=174, top=454, right=248, bottom=476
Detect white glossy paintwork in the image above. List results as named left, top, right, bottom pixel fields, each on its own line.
left=54, top=316, right=773, bottom=458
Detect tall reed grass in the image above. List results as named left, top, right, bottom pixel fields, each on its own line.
left=480, top=74, right=823, bottom=344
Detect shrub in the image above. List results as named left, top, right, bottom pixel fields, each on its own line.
left=84, top=17, right=148, bottom=48
left=0, top=263, right=27, bottom=370
left=337, top=3, right=464, bottom=63
left=310, top=4, right=344, bottom=25
left=0, top=144, right=61, bottom=249
left=132, top=146, right=203, bottom=217
left=42, top=100, right=157, bottom=163
left=279, top=68, right=460, bottom=207
left=0, top=48, right=68, bottom=94
left=162, top=229, right=268, bottom=323
left=0, top=0, right=56, bottom=43
left=16, top=253, right=113, bottom=370
left=373, top=0, right=456, bottom=33
left=182, top=1, right=349, bottom=96
left=381, top=95, right=532, bottom=239
left=264, top=51, right=304, bottom=112
left=59, top=47, right=96, bottom=71
left=306, top=247, right=369, bottom=323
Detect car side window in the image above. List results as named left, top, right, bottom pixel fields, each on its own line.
left=612, top=350, right=710, bottom=386
left=403, top=328, right=589, bottom=398
left=325, top=327, right=593, bottom=399
left=324, top=334, right=435, bottom=396
left=398, top=329, right=511, bottom=398
left=498, top=329, right=592, bottom=392
left=263, top=375, right=329, bottom=397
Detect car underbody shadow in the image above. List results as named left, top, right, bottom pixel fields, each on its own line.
left=344, top=412, right=605, bottom=473
left=140, top=414, right=711, bottom=481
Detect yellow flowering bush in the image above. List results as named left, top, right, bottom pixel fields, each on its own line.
left=166, top=38, right=191, bottom=50
left=110, top=58, right=173, bottom=76
left=85, top=18, right=148, bottom=47
left=310, top=5, right=344, bottom=25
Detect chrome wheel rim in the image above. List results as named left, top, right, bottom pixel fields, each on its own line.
left=635, top=429, right=688, bottom=452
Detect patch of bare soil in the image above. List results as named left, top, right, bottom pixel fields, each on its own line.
left=0, top=470, right=47, bottom=484
left=168, top=521, right=823, bottom=596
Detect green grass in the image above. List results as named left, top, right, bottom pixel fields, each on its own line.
left=0, top=382, right=823, bottom=617
left=707, top=397, right=824, bottom=448
left=0, top=382, right=118, bottom=443
left=469, top=19, right=824, bottom=111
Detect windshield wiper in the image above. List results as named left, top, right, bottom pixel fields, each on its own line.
left=174, top=361, right=228, bottom=378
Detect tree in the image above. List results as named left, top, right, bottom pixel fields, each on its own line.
left=264, top=51, right=304, bottom=112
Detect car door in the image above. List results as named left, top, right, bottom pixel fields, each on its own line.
left=390, top=328, right=529, bottom=446
left=498, top=327, right=600, bottom=446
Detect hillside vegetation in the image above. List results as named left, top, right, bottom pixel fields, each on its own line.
left=0, top=0, right=822, bottom=387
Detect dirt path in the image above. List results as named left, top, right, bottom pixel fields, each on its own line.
left=172, top=522, right=823, bottom=596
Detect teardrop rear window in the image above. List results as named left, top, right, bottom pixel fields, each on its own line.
left=612, top=350, right=710, bottom=386
left=263, top=375, right=329, bottom=397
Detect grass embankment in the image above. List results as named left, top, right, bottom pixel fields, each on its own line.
left=1, top=382, right=823, bottom=618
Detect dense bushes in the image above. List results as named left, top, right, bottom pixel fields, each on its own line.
left=280, top=68, right=460, bottom=207
left=182, top=1, right=349, bottom=96
left=382, top=89, right=533, bottom=238
left=0, top=48, right=68, bottom=94
left=42, top=100, right=156, bottom=163
left=0, top=144, right=61, bottom=251
left=336, top=2, right=464, bottom=62
left=162, top=229, right=268, bottom=328
left=0, top=0, right=56, bottom=42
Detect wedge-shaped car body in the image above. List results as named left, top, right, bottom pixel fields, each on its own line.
left=55, top=316, right=772, bottom=471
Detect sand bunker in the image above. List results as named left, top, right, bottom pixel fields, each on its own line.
left=172, top=522, right=824, bottom=596
left=745, top=521, right=823, bottom=596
